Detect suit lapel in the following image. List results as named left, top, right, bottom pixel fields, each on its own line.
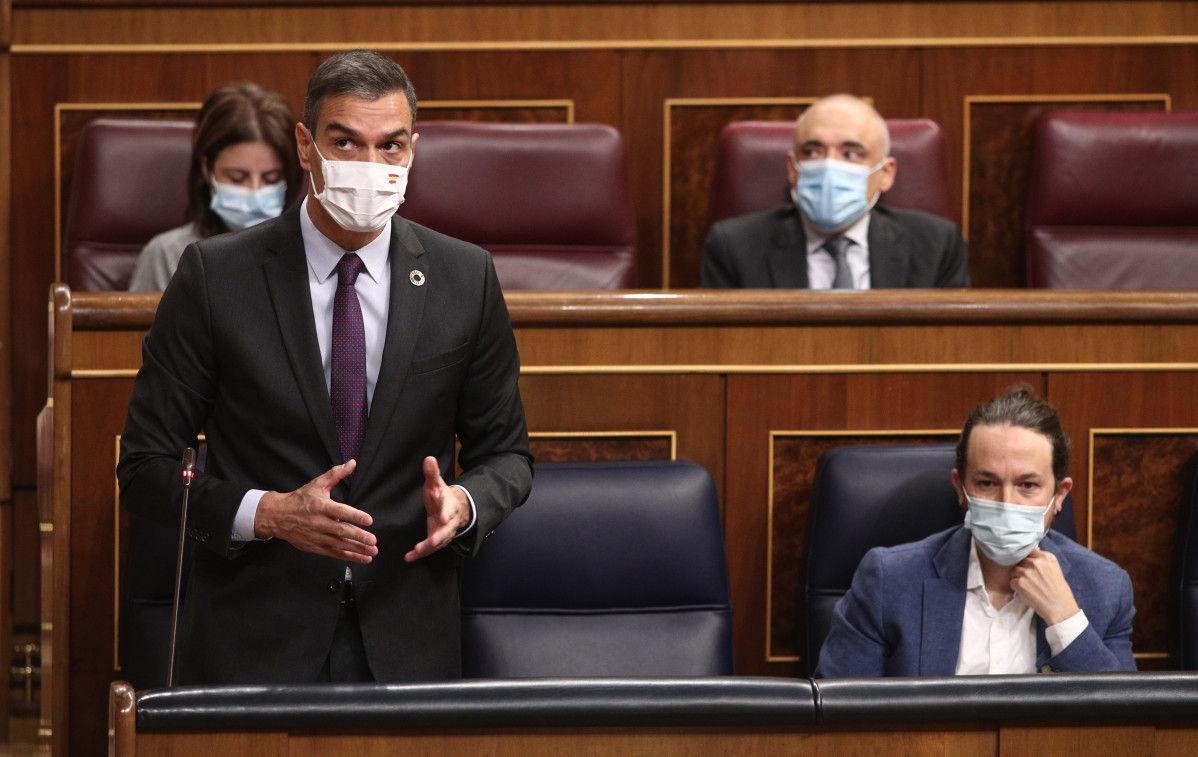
left=867, top=208, right=910, bottom=288
left=766, top=210, right=809, bottom=288
left=353, top=219, right=428, bottom=487
left=262, top=205, right=342, bottom=467
left=921, top=527, right=971, bottom=675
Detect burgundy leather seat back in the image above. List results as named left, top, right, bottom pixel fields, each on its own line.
left=1026, top=111, right=1198, bottom=289
left=402, top=121, right=637, bottom=289
left=706, top=119, right=956, bottom=229
left=63, top=118, right=194, bottom=291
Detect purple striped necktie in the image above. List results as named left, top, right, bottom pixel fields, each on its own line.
left=331, top=253, right=367, bottom=465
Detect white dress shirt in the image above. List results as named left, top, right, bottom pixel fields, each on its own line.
left=955, top=536, right=1090, bottom=674
left=802, top=210, right=872, bottom=290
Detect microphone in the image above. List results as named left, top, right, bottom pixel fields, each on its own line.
left=167, top=447, right=197, bottom=687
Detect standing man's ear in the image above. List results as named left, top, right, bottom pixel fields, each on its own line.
left=296, top=123, right=313, bottom=173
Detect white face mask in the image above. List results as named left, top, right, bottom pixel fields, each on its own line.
left=209, top=180, right=286, bottom=231
left=963, top=493, right=1055, bottom=566
left=310, top=137, right=410, bottom=233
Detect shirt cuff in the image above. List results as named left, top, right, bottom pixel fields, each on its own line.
left=232, top=489, right=267, bottom=544
left=1045, top=609, right=1090, bottom=657
left=452, top=484, right=477, bottom=537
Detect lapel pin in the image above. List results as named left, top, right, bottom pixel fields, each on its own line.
left=409, top=270, right=426, bottom=286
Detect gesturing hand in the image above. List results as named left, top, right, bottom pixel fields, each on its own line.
left=405, top=456, right=471, bottom=563
left=255, top=460, right=378, bottom=563
left=1010, top=547, right=1080, bottom=626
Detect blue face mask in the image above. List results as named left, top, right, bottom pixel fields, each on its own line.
left=963, top=493, right=1055, bottom=566
left=792, top=157, right=884, bottom=234
left=209, top=180, right=287, bottom=231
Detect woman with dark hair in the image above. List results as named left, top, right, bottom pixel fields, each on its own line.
left=129, top=82, right=304, bottom=291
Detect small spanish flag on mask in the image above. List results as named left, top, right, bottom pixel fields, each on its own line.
left=388, top=174, right=400, bottom=184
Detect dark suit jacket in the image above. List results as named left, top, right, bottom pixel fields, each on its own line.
left=814, top=526, right=1136, bottom=677
left=117, top=204, right=533, bottom=684
left=700, top=204, right=969, bottom=289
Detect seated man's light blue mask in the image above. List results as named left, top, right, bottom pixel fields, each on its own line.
left=963, top=493, right=1056, bottom=566
left=792, top=157, right=885, bottom=234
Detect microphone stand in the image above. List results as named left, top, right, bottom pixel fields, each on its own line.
left=167, top=447, right=197, bottom=687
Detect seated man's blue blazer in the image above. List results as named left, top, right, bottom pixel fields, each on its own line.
left=815, top=525, right=1136, bottom=677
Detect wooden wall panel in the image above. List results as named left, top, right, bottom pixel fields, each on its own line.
left=1091, top=431, right=1198, bottom=667
left=66, top=379, right=132, bottom=757
left=529, top=433, right=674, bottom=463
left=13, top=2, right=1198, bottom=46
left=519, top=373, right=725, bottom=496
left=0, top=26, right=11, bottom=736
left=1049, top=372, right=1198, bottom=671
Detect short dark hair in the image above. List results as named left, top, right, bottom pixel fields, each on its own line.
left=188, top=82, right=303, bottom=237
left=956, top=387, right=1071, bottom=484
left=303, top=49, right=418, bottom=132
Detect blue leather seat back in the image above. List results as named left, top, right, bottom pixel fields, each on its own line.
left=803, top=443, right=1076, bottom=673
left=1174, top=454, right=1198, bottom=669
left=460, top=460, right=734, bottom=677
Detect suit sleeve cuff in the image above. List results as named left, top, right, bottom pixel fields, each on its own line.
left=451, top=484, right=478, bottom=537
left=1046, top=609, right=1089, bottom=657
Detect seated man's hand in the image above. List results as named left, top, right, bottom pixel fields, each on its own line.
left=1010, top=547, right=1081, bottom=626
left=255, top=460, right=378, bottom=563
left=405, top=456, right=471, bottom=563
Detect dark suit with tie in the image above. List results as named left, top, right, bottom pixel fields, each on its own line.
left=814, top=526, right=1136, bottom=677
left=117, top=204, right=533, bottom=684
left=700, top=204, right=969, bottom=289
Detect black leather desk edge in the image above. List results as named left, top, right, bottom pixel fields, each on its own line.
left=134, top=677, right=818, bottom=732
left=132, top=673, right=1198, bottom=733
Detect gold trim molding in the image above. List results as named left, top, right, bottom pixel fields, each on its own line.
left=14, top=36, right=1198, bottom=56
left=71, top=362, right=1198, bottom=380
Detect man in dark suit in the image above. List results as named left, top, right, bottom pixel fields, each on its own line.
left=118, top=50, right=533, bottom=684
left=701, top=94, right=969, bottom=289
left=815, top=389, right=1135, bottom=677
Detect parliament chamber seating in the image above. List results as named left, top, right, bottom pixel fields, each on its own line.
left=62, top=118, right=194, bottom=291
left=801, top=443, right=1077, bottom=674
left=120, top=460, right=734, bottom=690
left=401, top=121, right=638, bottom=289
left=1025, top=111, right=1198, bottom=289
left=459, top=460, right=735, bottom=677
left=705, top=118, right=957, bottom=230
